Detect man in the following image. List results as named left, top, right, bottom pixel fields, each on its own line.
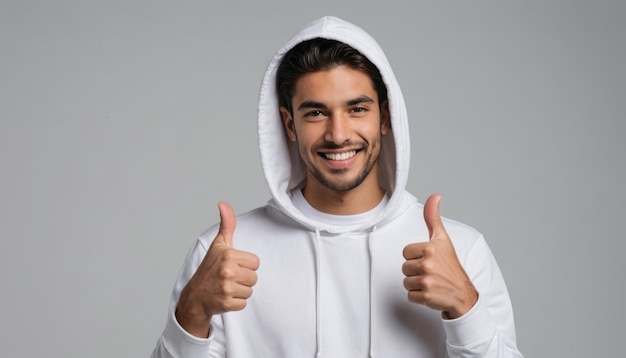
left=152, top=16, right=523, bottom=357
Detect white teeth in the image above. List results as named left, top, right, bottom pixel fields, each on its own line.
left=324, top=150, right=357, bottom=161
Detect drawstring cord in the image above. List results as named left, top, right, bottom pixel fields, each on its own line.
left=368, top=226, right=378, bottom=358
left=312, top=226, right=377, bottom=358
left=313, top=228, right=322, bottom=358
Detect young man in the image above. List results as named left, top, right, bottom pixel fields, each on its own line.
left=152, top=16, right=523, bottom=357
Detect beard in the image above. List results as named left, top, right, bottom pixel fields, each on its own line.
left=299, top=136, right=382, bottom=192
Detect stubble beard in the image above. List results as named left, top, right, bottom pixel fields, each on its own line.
left=300, top=135, right=382, bottom=193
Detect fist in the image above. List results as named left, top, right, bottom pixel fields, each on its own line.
left=402, top=194, right=477, bottom=319
left=176, top=202, right=260, bottom=337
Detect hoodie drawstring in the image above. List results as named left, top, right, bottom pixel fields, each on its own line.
left=311, top=226, right=377, bottom=358
left=313, top=228, right=322, bottom=358
left=368, top=226, right=377, bottom=358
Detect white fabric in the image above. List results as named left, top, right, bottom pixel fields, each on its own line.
left=152, top=16, right=523, bottom=358
left=292, top=190, right=387, bottom=357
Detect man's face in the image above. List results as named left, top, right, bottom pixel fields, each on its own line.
left=280, top=65, right=390, bottom=193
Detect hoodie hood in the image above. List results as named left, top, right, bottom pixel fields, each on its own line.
left=258, top=16, right=411, bottom=233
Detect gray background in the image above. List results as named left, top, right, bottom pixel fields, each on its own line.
left=1, top=1, right=624, bottom=357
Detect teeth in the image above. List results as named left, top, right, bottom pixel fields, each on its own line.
left=324, top=150, right=357, bottom=161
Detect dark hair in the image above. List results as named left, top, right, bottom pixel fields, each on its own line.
left=276, top=38, right=388, bottom=114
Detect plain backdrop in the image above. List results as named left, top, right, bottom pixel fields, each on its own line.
left=1, top=1, right=624, bottom=357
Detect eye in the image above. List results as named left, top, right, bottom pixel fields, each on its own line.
left=305, top=110, right=324, bottom=117
left=351, top=106, right=368, bottom=114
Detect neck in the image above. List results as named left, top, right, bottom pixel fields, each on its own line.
left=302, top=171, right=385, bottom=215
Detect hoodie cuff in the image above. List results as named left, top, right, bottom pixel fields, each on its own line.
left=162, top=310, right=214, bottom=357
left=441, top=295, right=497, bottom=347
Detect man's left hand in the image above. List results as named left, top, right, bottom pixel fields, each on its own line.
left=402, top=194, right=478, bottom=319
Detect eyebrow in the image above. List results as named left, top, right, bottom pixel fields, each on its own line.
left=297, top=101, right=327, bottom=111
left=346, top=95, right=375, bottom=106
left=296, top=95, right=376, bottom=112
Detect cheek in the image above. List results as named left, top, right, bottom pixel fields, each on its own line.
left=295, top=125, right=325, bottom=148
left=361, top=124, right=384, bottom=143
left=354, top=117, right=382, bottom=136
left=295, top=134, right=315, bottom=158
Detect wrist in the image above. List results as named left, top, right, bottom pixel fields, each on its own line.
left=175, top=292, right=213, bottom=338
left=443, top=288, right=478, bottom=320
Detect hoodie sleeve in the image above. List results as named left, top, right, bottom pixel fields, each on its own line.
left=150, top=236, right=227, bottom=358
left=441, top=235, right=524, bottom=358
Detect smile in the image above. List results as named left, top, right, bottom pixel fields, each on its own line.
left=323, top=150, right=357, bottom=161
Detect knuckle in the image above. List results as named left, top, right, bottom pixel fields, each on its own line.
left=420, top=260, right=434, bottom=273
left=218, top=265, right=236, bottom=280
left=420, top=276, right=434, bottom=290
left=221, top=249, right=237, bottom=262
left=216, top=281, right=234, bottom=296
left=423, top=245, right=436, bottom=257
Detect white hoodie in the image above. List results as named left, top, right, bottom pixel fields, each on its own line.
left=152, top=16, right=523, bottom=358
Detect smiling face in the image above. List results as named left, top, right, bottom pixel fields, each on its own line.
left=280, top=65, right=390, bottom=196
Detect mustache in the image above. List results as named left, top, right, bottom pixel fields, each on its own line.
left=316, top=141, right=366, bottom=151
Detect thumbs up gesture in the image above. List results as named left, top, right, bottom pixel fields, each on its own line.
left=176, top=202, right=260, bottom=337
left=402, top=194, right=478, bottom=319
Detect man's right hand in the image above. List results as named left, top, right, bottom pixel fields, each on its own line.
left=175, top=202, right=260, bottom=338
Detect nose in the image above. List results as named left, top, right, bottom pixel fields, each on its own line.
left=324, top=114, right=351, bottom=145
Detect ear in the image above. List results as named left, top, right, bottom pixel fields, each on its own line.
left=280, top=106, right=297, bottom=141
left=380, top=100, right=391, bottom=136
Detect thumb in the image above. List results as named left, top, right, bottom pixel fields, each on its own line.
left=424, top=193, right=446, bottom=239
left=216, top=201, right=236, bottom=247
